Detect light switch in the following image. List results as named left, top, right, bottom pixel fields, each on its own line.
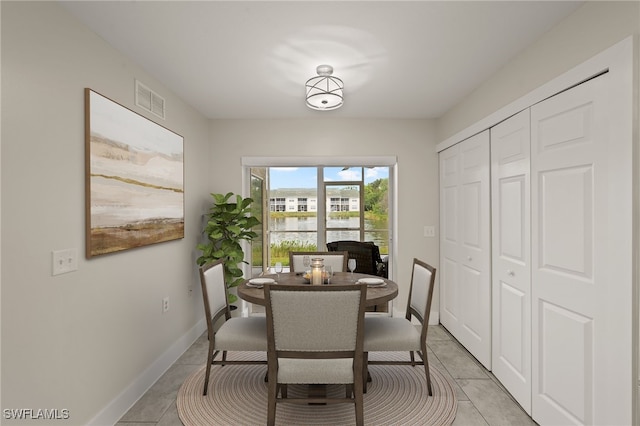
left=52, top=248, right=78, bottom=276
left=424, top=226, right=436, bottom=238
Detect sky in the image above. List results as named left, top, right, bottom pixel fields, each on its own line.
left=269, top=166, right=389, bottom=189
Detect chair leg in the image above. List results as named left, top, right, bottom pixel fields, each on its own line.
left=362, top=352, right=369, bottom=393
left=346, top=384, right=353, bottom=398
left=421, top=343, right=433, bottom=396
left=354, top=370, right=364, bottom=426
left=281, top=384, right=288, bottom=399
left=267, top=379, right=278, bottom=426
left=203, top=343, right=215, bottom=396
left=410, top=350, right=416, bottom=366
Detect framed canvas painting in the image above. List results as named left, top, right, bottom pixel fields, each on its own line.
left=85, top=88, right=184, bottom=258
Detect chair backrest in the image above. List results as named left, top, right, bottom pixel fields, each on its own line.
left=327, top=241, right=381, bottom=275
left=199, top=259, right=230, bottom=331
left=265, top=284, right=367, bottom=353
left=289, top=251, right=349, bottom=273
left=407, top=258, right=436, bottom=328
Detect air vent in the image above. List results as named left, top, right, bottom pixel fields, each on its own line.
left=135, top=80, right=165, bottom=119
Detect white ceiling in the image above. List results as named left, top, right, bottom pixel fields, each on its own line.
left=61, top=1, right=582, bottom=120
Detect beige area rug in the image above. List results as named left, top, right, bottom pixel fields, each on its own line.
left=177, top=352, right=457, bottom=426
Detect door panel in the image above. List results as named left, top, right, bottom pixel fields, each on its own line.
left=491, top=109, right=531, bottom=413
left=439, top=145, right=460, bottom=329
left=441, top=257, right=459, bottom=321
left=440, top=131, right=491, bottom=368
left=538, top=301, right=592, bottom=424
left=531, top=73, right=630, bottom=425
left=539, top=166, right=593, bottom=278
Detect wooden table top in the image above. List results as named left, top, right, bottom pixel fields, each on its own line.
left=237, top=271, right=398, bottom=307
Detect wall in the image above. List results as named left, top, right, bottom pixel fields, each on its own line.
left=209, top=118, right=440, bottom=317
left=436, top=1, right=640, bottom=142
left=1, top=2, right=211, bottom=424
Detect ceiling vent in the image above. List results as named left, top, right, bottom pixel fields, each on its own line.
left=135, top=80, right=165, bottom=119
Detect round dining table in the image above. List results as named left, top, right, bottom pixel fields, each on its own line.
left=237, top=271, right=398, bottom=308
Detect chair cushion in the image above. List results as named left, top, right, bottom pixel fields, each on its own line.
left=215, top=317, right=268, bottom=351
left=277, top=358, right=354, bottom=384
left=363, top=317, right=422, bottom=351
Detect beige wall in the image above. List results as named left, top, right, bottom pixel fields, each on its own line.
left=1, top=2, right=211, bottom=424
left=209, top=118, right=440, bottom=314
left=436, top=1, right=640, bottom=143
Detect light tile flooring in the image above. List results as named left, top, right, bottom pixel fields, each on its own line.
left=116, top=324, right=537, bottom=426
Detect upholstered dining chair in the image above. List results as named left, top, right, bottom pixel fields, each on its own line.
left=199, top=259, right=267, bottom=396
left=288, top=251, right=349, bottom=273
left=362, top=258, right=436, bottom=395
left=264, top=283, right=367, bottom=426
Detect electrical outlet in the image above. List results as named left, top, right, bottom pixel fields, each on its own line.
left=162, top=297, right=170, bottom=313
left=52, top=248, right=78, bottom=276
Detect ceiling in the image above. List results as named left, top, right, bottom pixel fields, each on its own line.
left=61, top=1, right=583, bottom=120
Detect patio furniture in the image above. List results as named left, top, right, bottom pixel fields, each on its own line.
left=326, top=240, right=387, bottom=278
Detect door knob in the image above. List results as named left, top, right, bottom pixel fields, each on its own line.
left=507, top=270, right=515, bottom=276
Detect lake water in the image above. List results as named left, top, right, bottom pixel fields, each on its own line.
left=269, top=216, right=389, bottom=252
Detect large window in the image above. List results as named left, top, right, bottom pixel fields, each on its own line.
left=243, top=157, right=395, bottom=280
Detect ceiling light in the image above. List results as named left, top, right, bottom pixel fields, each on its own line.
left=305, top=65, right=344, bottom=111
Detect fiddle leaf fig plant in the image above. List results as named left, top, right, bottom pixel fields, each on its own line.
left=197, top=192, right=261, bottom=304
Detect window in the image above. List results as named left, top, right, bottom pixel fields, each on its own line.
left=243, top=156, right=395, bottom=278
left=270, top=197, right=286, bottom=212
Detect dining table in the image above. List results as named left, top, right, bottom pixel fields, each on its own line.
left=237, top=271, right=398, bottom=308
left=237, top=270, right=399, bottom=402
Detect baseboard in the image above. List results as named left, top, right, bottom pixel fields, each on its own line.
left=88, top=318, right=207, bottom=425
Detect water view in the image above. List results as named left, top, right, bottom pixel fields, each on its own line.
left=269, top=216, right=389, bottom=254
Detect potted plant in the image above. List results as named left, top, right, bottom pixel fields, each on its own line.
left=197, top=192, right=261, bottom=306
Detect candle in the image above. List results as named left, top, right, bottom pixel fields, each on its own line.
left=311, top=258, right=324, bottom=285
left=312, top=268, right=322, bottom=285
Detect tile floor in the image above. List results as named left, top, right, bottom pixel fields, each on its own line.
left=116, top=324, right=537, bottom=426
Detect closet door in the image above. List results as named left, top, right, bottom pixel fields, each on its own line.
left=531, top=74, right=631, bottom=425
left=440, top=130, right=492, bottom=368
left=440, top=143, right=461, bottom=334
left=490, top=110, right=531, bottom=414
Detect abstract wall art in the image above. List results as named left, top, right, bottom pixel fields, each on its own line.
left=85, top=88, right=184, bottom=257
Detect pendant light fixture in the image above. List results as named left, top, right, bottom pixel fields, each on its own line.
left=305, top=65, right=344, bottom=111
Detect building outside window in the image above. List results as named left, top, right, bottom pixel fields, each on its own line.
left=270, top=197, right=286, bottom=212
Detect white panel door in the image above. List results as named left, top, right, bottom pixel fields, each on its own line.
left=440, top=131, right=492, bottom=368
left=439, top=144, right=460, bottom=332
left=490, top=110, right=531, bottom=414
left=531, top=74, right=631, bottom=425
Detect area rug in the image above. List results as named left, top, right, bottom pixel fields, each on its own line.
left=177, top=352, right=457, bottom=426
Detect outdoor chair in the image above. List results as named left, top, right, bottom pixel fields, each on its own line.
left=327, top=240, right=389, bottom=312
left=326, top=240, right=387, bottom=278
left=199, top=259, right=267, bottom=396
left=264, top=283, right=367, bottom=426
left=362, top=258, right=436, bottom=395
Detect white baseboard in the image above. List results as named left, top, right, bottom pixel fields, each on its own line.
left=88, top=318, right=207, bottom=426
